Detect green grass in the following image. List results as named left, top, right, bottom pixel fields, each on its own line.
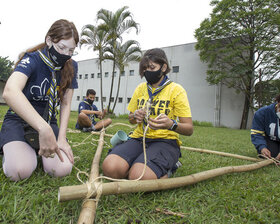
left=0, top=105, right=280, bottom=223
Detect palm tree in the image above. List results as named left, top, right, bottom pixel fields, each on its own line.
left=105, top=40, right=142, bottom=113
left=97, top=6, right=139, bottom=113
left=80, top=24, right=109, bottom=110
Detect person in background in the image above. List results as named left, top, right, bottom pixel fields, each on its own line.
left=75, top=89, right=112, bottom=132
left=102, top=48, right=193, bottom=180
left=0, top=19, right=79, bottom=181
left=251, top=94, right=280, bottom=160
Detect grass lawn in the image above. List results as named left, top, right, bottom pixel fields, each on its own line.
left=0, top=105, right=279, bottom=223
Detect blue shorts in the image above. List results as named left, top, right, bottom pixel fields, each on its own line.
left=0, top=117, right=59, bottom=154
left=108, top=138, right=181, bottom=178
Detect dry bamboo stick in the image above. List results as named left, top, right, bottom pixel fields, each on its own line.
left=106, top=122, right=136, bottom=129
left=59, top=159, right=273, bottom=202
left=90, top=131, right=113, bottom=138
left=67, top=128, right=113, bottom=137
left=181, top=146, right=260, bottom=162
left=77, top=129, right=105, bottom=224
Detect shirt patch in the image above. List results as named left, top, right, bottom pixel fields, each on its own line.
left=21, top=57, right=30, bottom=64
left=30, top=78, right=50, bottom=101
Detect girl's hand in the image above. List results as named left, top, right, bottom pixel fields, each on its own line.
left=38, top=125, right=63, bottom=162
left=57, top=138, right=74, bottom=164
left=148, top=114, right=173, bottom=130
left=134, top=109, right=146, bottom=124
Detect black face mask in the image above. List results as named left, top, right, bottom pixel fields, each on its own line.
left=144, top=67, right=163, bottom=85
left=87, top=99, right=94, bottom=105
left=48, top=45, right=71, bottom=68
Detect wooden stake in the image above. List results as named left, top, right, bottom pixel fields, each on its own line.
left=58, top=159, right=273, bottom=202
left=77, top=129, right=105, bottom=224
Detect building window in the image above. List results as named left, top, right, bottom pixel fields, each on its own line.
left=102, top=97, right=106, bottom=102
left=95, top=97, right=99, bottom=102
left=91, top=73, right=94, bottom=78
left=127, top=97, right=131, bottom=103
left=83, top=96, right=86, bottom=99
left=110, top=97, right=114, bottom=102
left=105, top=72, right=109, bottom=77
left=121, top=71, right=125, bottom=76
left=129, top=70, right=134, bottom=76
left=76, top=96, right=80, bottom=101
left=118, top=97, right=123, bottom=103
left=113, top=71, right=117, bottom=77
left=172, top=66, right=179, bottom=73
left=97, top=73, right=101, bottom=78
left=85, top=74, right=88, bottom=79
left=79, top=74, right=82, bottom=79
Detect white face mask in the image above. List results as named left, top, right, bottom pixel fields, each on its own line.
left=277, top=112, right=280, bottom=119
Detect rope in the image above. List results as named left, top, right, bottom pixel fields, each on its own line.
left=71, top=101, right=162, bottom=200
left=260, top=155, right=280, bottom=167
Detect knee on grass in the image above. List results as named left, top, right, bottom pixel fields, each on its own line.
left=44, top=160, right=73, bottom=178
left=102, top=156, right=128, bottom=178
left=3, top=163, right=37, bottom=181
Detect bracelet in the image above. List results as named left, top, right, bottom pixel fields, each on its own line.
left=168, top=119, right=178, bottom=131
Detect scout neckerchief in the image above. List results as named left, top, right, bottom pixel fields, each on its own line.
left=142, top=75, right=173, bottom=131
left=83, top=99, right=94, bottom=120
left=38, top=50, right=60, bottom=123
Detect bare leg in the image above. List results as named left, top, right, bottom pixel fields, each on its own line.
left=42, top=150, right=72, bottom=177
left=128, top=163, right=158, bottom=180
left=102, top=154, right=129, bottom=179
left=2, top=141, right=37, bottom=181
left=94, top=118, right=112, bottom=130
left=77, top=112, right=92, bottom=127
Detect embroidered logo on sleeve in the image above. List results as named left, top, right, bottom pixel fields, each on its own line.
left=18, top=57, right=30, bottom=68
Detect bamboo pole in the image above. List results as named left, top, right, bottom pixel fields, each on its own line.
left=90, top=131, right=113, bottom=138
left=181, top=146, right=260, bottom=162
left=77, top=129, right=105, bottom=224
left=67, top=128, right=113, bottom=138
left=59, top=159, right=273, bottom=202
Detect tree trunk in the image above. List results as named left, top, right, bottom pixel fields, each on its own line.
left=240, top=87, right=251, bottom=129
left=108, top=60, right=116, bottom=113
left=99, top=59, right=104, bottom=110
left=112, top=69, right=122, bottom=113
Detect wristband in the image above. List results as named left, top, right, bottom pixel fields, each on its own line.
left=168, top=119, right=178, bottom=131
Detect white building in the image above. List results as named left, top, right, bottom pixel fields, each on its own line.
left=72, top=42, right=253, bottom=129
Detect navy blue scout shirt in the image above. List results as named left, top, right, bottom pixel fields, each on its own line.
left=251, top=103, right=279, bottom=153
left=10, top=47, right=78, bottom=118
left=75, top=100, right=98, bottom=129
left=0, top=47, right=78, bottom=152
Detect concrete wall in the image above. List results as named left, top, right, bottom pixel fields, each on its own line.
left=72, top=42, right=253, bottom=129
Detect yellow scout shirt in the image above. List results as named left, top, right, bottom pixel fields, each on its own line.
left=127, top=82, right=192, bottom=145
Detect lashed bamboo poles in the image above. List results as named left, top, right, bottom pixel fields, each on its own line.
left=181, top=146, right=260, bottom=162
left=59, top=159, right=273, bottom=202
left=77, top=129, right=105, bottom=224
